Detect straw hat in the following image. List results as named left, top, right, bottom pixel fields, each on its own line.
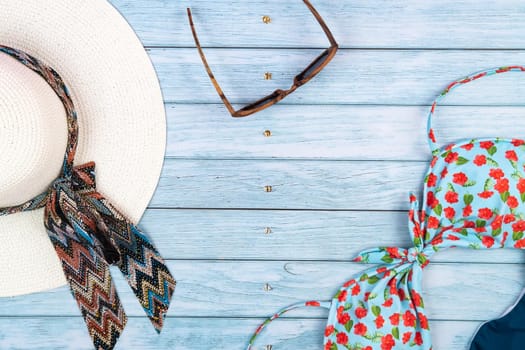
left=0, top=0, right=166, bottom=296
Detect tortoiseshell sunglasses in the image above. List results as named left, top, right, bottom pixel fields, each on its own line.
left=187, top=0, right=338, bottom=118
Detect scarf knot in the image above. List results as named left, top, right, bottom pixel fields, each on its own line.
left=45, top=162, right=121, bottom=266
left=43, top=161, right=176, bottom=349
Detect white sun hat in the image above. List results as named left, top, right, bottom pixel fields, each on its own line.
left=0, top=0, right=166, bottom=297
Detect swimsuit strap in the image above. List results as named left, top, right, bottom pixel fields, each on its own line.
left=247, top=300, right=331, bottom=349
left=427, top=65, right=525, bottom=155
left=0, top=45, right=78, bottom=215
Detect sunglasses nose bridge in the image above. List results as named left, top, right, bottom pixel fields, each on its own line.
left=274, top=88, right=291, bottom=102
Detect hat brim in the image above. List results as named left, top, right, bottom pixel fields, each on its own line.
left=0, top=0, right=166, bottom=296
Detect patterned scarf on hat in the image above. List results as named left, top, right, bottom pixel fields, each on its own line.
left=0, top=45, right=176, bottom=350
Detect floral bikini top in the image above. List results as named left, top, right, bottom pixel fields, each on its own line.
left=247, top=66, right=525, bottom=350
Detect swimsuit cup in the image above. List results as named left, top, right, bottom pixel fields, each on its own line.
left=247, top=66, right=525, bottom=350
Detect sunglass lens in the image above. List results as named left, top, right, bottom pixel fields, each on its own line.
left=296, top=48, right=331, bottom=82
left=240, top=91, right=281, bottom=112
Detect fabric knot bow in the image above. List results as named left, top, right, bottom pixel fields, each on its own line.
left=324, top=194, right=438, bottom=349
left=43, top=162, right=176, bottom=349
left=404, top=246, right=432, bottom=267
left=353, top=194, right=436, bottom=269
left=355, top=245, right=434, bottom=270
left=46, top=162, right=121, bottom=265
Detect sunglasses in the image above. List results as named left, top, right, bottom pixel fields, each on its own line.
left=187, top=0, right=338, bottom=118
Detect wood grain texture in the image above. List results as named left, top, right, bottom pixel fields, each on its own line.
left=140, top=209, right=525, bottom=263
left=152, top=158, right=426, bottom=210
left=166, top=104, right=525, bottom=160
left=2, top=261, right=522, bottom=322
left=154, top=49, right=525, bottom=104
left=112, top=0, right=525, bottom=49
left=0, top=317, right=481, bottom=350
left=3, top=1, right=525, bottom=350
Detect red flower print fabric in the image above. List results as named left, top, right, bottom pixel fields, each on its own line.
left=323, top=67, right=525, bottom=350
left=324, top=195, right=434, bottom=349
left=324, top=134, right=525, bottom=349
left=425, top=138, right=525, bottom=251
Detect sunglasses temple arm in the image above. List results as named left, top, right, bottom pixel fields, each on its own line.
left=303, top=0, right=338, bottom=47
left=186, top=8, right=237, bottom=116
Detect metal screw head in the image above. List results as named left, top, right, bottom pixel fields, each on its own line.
left=263, top=130, right=272, bottom=137
left=264, top=185, right=273, bottom=192
left=264, top=227, right=272, bottom=235
left=262, top=15, right=271, bottom=24
left=264, top=283, right=273, bottom=292
left=264, top=72, right=273, bottom=80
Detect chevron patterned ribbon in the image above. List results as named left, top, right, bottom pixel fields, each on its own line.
left=0, top=45, right=176, bottom=350
left=46, top=162, right=176, bottom=349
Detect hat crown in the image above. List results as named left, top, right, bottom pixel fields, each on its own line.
left=0, top=0, right=166, bottom=298
left=0, top=52, right=67, bottom=207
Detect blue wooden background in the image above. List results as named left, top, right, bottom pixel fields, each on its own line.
left=3, top=0, right=525, bottom=349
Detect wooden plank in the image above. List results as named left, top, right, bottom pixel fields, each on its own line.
left=140, top=209, right=525, bottom=264
left=1, top=261, right=523, bottom=322
left=111, top=0, right=525, bottom=49
left=0, top=317, right=481, bottom=350
left=166, top=104, right=525, bottom=160
left=152, top=158, right=425, bottom=210
left=153, top=48, right=525, bottom=104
